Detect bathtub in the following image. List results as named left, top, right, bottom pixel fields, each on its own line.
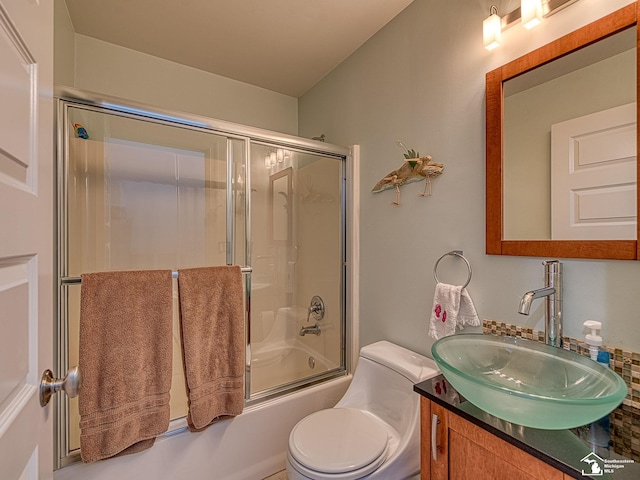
left=53, top=375, right=351, bottom=480
left=251, top=342, right=338, bottom=394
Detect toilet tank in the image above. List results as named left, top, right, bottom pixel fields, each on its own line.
left=335, top=341, right=440, bottom=435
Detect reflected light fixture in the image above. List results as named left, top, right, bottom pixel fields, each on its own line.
left=521, top=0, right=543, bottom=29
left=483, top=5, right=502, bottom=51
left=266, top=149, right=291, bottom=170
left=483, top=0, right=580, bottom=50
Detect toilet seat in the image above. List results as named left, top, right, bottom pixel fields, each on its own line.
left=288, top=408, right=389, bottom=479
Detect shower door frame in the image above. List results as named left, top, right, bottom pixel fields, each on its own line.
left=54, top=87, right=352, bottom=468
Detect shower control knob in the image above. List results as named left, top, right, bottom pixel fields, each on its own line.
left=308, top=295, right=325, bottom=321
left=39, top=366, right=82, bottom=407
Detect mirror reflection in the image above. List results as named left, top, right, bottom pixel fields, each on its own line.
left=503, top=27, right=637, bottom=241
left=270, top=168, right=292, bottom=243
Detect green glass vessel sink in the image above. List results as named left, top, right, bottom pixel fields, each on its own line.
left=431, top=334, right=627, bottom=430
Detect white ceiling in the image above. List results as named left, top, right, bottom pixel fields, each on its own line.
left=64, top=0, right=415, bottom=98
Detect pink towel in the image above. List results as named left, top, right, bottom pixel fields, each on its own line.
left=428, top=282, right=480, bottom=340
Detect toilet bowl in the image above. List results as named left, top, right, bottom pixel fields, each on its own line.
left=286, top=341, right=440, bottom=480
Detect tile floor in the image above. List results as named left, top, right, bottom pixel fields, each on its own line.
left=263, top=466, right=422, bottom=478
left=263, top=470, right=288, bottom=480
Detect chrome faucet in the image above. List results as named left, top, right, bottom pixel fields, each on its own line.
left=307, top=295, right=325, bottom=322
left=301, top=296, right=325, bottom=335
left=299, top=324, right=321, bottom=336
left=518, top=260, right=563, bottom=347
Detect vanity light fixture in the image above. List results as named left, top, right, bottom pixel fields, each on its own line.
left=521, top=0, right=543, bottom=29
left=483, top=5, right=502, bottom=51
left=484, top=0, right=580, bottom=50
left=266, top=149, right=292, bottom=170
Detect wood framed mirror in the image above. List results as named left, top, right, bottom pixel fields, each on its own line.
left=486, top=2, right=639, bottom=260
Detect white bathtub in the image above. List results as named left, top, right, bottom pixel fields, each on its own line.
left=53, top=376, right=351, bottom=480
left=251, top=342, right=337, bottom=394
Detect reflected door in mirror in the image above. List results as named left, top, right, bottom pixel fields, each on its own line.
left=486, top=2, right=639, bottom=260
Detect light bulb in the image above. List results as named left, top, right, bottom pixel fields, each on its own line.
left=483, top=7, right=502, bottom=51
left=521, top=0, right=542, bottom=29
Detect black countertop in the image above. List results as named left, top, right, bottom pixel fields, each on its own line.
left=414, top=375, right=639, bottom=480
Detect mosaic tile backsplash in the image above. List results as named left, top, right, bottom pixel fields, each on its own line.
left=483, top=319, right=640, bottom=461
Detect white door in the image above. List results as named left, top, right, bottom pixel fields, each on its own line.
left=0, top=0, right=54, bottom=479
left=551, top=102, right=637, bottom=240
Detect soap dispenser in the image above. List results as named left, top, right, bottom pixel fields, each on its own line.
left=582, top=321, right=611, bottom=448
left=583, top=320, right=602, bottom=361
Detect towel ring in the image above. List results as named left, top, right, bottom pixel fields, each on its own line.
left=433, top=250, right=472, bottom=289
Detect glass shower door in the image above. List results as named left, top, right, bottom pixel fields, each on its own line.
left=249, top=143, right=344, bottom=396
left=55, top=94, right=348, bottom=467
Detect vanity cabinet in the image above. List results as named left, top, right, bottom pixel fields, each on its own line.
left=420, top=397, right=573, bottom=480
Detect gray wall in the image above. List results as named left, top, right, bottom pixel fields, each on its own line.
left=299, top=0, right=639, bottom=356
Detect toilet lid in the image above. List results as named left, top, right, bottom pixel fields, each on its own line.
left=288, top=408, right=389, bottom=475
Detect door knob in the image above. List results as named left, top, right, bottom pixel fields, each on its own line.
left=40, top=366, right=81, bottom=407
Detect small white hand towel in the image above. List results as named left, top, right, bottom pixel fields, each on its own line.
left=428, top=282, right=480, bottom=340
left=458, top=288, right=481, bottom=329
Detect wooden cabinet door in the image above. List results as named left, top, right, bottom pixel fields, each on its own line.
left=447, top=412, right=563, bottom=480
left=420, top=397, right=431, bottom=479
left=431, top=402, right=449, bottom=480
left=420, top=397, right=449, bottom=480
left=420, top=397, right=566, bottom=480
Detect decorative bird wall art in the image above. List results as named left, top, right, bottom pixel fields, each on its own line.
left=372, top=142, right=444, bottom=205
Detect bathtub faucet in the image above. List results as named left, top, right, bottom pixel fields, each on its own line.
left=299, top=324, right=321, bottom=336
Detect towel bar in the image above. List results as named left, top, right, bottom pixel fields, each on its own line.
left=60, top=266, right=253, bottom=285
left=433, top=251, right=472, bottom=288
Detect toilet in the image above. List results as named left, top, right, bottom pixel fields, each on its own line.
left=286, top=341, right=440, bottom=480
